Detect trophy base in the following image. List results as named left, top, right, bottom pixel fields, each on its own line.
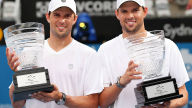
left=13, top=85, right=54, bottom=101
left=135, top=76, right=183, bottom=107
left=13, top=67, right=54, bottom=101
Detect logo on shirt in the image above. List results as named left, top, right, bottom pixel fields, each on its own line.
left=68, top=64, right=74, bottom=70
left=61, top=0, right=66, bottom=3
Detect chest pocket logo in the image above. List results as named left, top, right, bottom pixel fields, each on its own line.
left=68, top=64, right=74, bottom=70
left=61, top=0, right=66, bottom=2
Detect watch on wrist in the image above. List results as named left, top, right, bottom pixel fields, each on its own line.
left=55, top=92, right=66, bottom=105
left=116, top=76, right=126, bottom=88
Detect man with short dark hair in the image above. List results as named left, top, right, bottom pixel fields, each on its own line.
left=98, top=0, right=189, bottom=108
left=7, top=0, right=103, bottom=108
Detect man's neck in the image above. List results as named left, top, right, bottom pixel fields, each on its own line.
left=122, top=29, right=147, bottom=39
left=47, top=35, right=73, bottom=52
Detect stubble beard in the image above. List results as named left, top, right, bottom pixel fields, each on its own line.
left=124, top=21, right=144, bottom=35
left=52, top=28, right=71, bottom=39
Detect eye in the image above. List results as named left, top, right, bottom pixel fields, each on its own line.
left=133, top=8, right=139, bottom=12
left=64, top=14, right=72, bottom=18
left=53, top=13, right=60, bottom=17
left=121, top=9, right=128, bottom=14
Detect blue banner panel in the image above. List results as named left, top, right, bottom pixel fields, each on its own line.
left=0, top=46, right=13, bottom=108
left=177, top=43, right=192, bottom=108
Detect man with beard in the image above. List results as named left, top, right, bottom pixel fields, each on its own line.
left=98, top=0, right=189, bottom=108
left=6, top=0, right=103, bottom=108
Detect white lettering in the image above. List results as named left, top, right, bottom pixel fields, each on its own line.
left=36, top=1, right=49, bottom=18
left=103, top=1, right=111, bottom=12
left=76, top=1, right=85, bottom=12
left=164, top=23, right=192, bottom=39
left=76, top=1, right=116, bottom=16
left=93, top=1, right=103, bottom=12
left=85, top=1, right=93, bottom=12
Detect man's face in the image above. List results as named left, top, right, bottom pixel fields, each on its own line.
left=116, top=1, right=147, bottom=34
left=46, top=7, right=77, bottom=38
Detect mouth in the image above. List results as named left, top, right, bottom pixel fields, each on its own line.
left=57, top=26, right=65, bottom=31
left=126, top=20, right=136, bottom=27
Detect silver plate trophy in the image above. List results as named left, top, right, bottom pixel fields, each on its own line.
left=4, top=22, right=53, bottom=101
left=124, top=30, right=182, bottom=107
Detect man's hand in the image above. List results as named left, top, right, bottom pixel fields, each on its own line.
left=120, top=60, right=142, bottom=86
left=142, top=101, right=170, bottom=108
left=6, top=48, right=20, bottom=71
left=32, top=84, right=62, bottom=103
left=9, top=84, right=26, bottom=108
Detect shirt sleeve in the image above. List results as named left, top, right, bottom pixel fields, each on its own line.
left=168, top=40, right=189, bottom=88
left=97, top=46, right=112, bottom=87
left=83, top=52, right=104, bottom=96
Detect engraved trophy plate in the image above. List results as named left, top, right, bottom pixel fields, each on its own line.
left=4, top=22, right=53, bottom=101
left=124, top=30, right=183, bottom=107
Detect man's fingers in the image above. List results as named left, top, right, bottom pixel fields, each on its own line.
left=32, top=93, right=47, bottom=101
left=162, top=101, right=170, bottom=107
left=128, top=75, right=142, bottom=80
left=149, top=101, right=170, bottom=108
left=127, top=64, right=138, bottom=72
left=32, top=92, right=54, bottom=103
left=6, top=50, right=19, bottom=71
left=37, top=91, right=51, bottom=97
left=128, top=60, right=134, bottom=66
left=6, top=48, right=9, bottom=57
left=40, top=97, right=53, bottom=103
left=53, top=84, right=58, bottom=91
left=13, top=62, right=20, bottom=71
left=128, top=70, right=142, bottom=75
left=8, top=52, right=14, bottom=65
left=10, top=56, right=19, bottom=71
left=128, top=61, right=139, bottom=71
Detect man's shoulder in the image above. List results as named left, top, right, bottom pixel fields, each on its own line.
left=99, top=35, right=121, bottom=50
left=164, top=38, right=177, bottom=48
left=73, top=40, right=96, bottom=53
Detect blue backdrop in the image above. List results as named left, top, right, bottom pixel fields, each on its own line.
left=0, top=43, right=192, bottom=108
left=0, top=46, right=13, bottom=108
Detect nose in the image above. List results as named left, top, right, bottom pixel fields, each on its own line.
left=59, top=18, right=65, bottom=24
left=126, top=12, right=134, bottom=19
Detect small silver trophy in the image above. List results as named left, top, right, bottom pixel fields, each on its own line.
left=124, top=30, right=182, bottom=107
left=4, top=22, right=53, bottom=101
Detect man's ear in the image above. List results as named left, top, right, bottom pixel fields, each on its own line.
left=143, top=7, right=148, bottom=18
left=45, top=13, right=50, bottom=23
left=73, top=14, right=78, bottom=25
left=115, top=10, right=120, bottom=21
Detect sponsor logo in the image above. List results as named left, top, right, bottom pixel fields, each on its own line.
left=35, top=1, right=116, bottom=17
left=164, top=23, right=192, bottom=39
left=76, top=1, right=116, bottom=16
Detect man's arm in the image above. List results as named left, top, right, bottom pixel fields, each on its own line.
left=99, top=85, right=123, bottom=108
left=99, top=61, right=142, bottom=108
left=64, top=93, right=98, bottom=108
left=169, top=85, right=188, bottom=108
left=9, top=84, right=26, bottom=108
left=32, top=84, right=99, bottom=108
left=7, top=47, right=25, bottom=108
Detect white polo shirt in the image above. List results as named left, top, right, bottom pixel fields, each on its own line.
left=98, top=34, right=189, bottom=108
left=25, top=39, right=103, bottom=108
